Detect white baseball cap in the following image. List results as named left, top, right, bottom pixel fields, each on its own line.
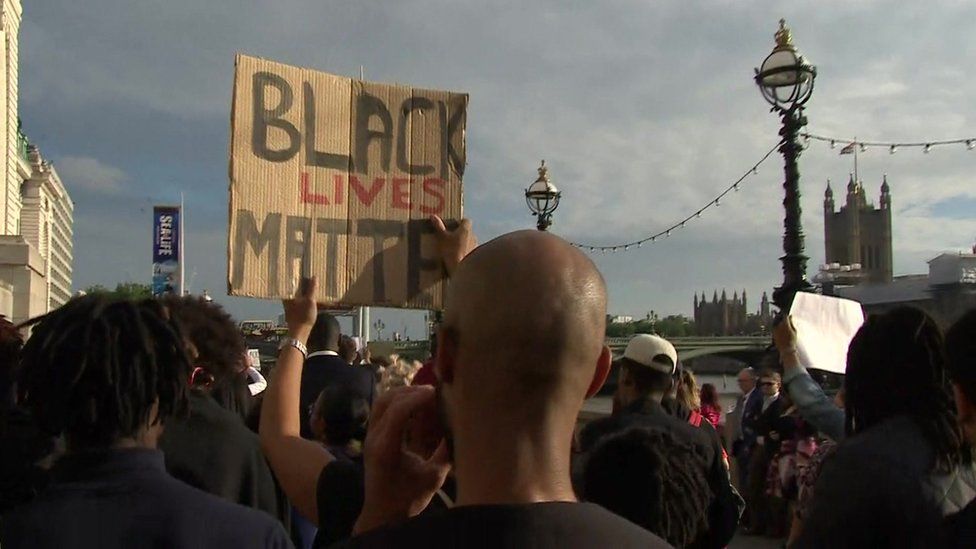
left=618, top=334, right=678, bottom=375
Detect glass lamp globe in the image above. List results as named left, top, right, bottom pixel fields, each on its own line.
left=755, top=19, right=816, bottom=110
left=525, top=160, right=561, bottom=218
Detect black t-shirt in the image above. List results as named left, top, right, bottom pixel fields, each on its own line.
left=312, top=457, right=458, bottom=548
left=330, top=502, right=670, bottom=548
left=945, top=496, right=976, bottom=548
left=314, top=458, right=365, bottom=548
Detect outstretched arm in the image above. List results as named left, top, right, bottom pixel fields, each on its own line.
left=259, top=216, right=475, bottom=525
left=774, top=316, right=846, bottom=441
left=259, top=276, right=334, bottom=523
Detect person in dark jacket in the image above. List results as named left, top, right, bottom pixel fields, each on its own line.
left=796, top=307, right=976, bottom=549
left=299, top=313, right=375, bottom=440
left=580, top=334, right=740, bottom=548
left=157, top=296, right=285, bottom=523
left=0, top=296, right=291, bottom=549
left=730, top=367, right=763, bottom=493
left=743, top=369, right=783, bottom=535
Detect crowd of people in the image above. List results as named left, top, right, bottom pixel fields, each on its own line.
left=1, top=215, right=976, bottom=547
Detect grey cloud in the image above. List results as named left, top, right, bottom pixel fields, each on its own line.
left=55, top=156, right=126, bottom=193
left=21, top=0, right=976, bottom=323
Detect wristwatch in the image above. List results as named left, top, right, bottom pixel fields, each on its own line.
left=278, top=336, right=308, bottom=359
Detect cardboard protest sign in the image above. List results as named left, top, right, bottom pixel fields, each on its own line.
left=791, top=292, right=865, bottom=374
left=228, top=54, right=467, bottom=309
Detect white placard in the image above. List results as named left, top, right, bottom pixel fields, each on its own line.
left=791, top=292, right=865, bottom=374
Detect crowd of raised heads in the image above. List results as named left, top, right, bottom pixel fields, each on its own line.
left=2, top=216, right=976, bottom=548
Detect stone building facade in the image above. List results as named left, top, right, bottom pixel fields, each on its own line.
left=693, top=290, right=773, bottom=336
left=0, top=0, right=74, bottom=323
left=0, top=0, right=24, bottom=235
left=22, top=146, right=73, bottom=309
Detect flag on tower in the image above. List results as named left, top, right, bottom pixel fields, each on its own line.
left=839, top=142, right=856, bottom=155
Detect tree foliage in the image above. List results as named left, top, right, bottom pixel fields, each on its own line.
left=606, top=314, right=695, bottom=338
left=83, top=282, right=153, bottom=301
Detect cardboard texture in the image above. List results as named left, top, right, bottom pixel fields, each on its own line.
left=228, top=54, right=466, bottom=309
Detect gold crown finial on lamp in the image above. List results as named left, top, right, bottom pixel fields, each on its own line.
left=774, top=18, right=794, bottom=51
left=536, top=160, right=548, bottom=182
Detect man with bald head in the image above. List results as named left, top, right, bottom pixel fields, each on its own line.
left=337, top=224, right=669, bottom=547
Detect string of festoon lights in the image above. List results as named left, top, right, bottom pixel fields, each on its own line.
left=570, top=129, right=976, bottom=254
left=800, top=132, right=976, bottom=154
left=569, top=141, right=783, bottom=253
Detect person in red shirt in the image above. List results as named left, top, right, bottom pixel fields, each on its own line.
left=700, top=383, right=722, bottom=428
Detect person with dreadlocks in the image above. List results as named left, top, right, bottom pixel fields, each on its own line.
left=794, top=306, right=976, bottom=548
left=582, top=426, right=713, bottom=547
left=0, top=295, right=291, bottom=549
left=579, top=334, right=740, bottom=549
left=157, top=295, right=285, bottom=523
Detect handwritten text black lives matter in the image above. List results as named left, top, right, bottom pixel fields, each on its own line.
left=229, top=58, right=466, bottom=308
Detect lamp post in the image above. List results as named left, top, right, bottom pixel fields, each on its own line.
left=755, top=19, right=817, bottom=311
left=525, top=160, right=561, bottom=231
left=372, top=319, right=385, bottom=341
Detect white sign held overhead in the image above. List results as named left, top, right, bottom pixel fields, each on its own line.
left=791, top=292, right=865, bottom=375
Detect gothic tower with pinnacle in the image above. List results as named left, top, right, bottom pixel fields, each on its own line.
left=823, top=174, right=893, bottom=283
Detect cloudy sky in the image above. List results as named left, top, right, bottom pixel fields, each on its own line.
left=20, top=1, right=976, bottom=336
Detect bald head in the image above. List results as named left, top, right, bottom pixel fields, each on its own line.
left=434, top=229, right=612, bottom=505
left=441, top=230, right=607, bottom=403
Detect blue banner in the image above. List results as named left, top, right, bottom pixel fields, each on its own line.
left=152, top=206, right=181, bottom=297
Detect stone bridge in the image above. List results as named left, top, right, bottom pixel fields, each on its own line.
left=605, top=336, right=771, bottom=364
left=391, top=335, right=772, bottom=367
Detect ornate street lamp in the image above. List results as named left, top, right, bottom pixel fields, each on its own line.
left=525, top=160, right=561, bottom=231
left=755, top=19, right=817, bottom=310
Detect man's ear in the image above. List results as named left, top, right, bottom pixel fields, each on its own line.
left=585, top=345, right=612, bottom=399
left=434, top=326, right=458, bottom=384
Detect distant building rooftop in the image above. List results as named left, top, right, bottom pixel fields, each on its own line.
left=928, top=252, right=976, bottom=286
left=832, top=250, right=976, bottom=327
left=835, top=274, right=930, bottom=305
